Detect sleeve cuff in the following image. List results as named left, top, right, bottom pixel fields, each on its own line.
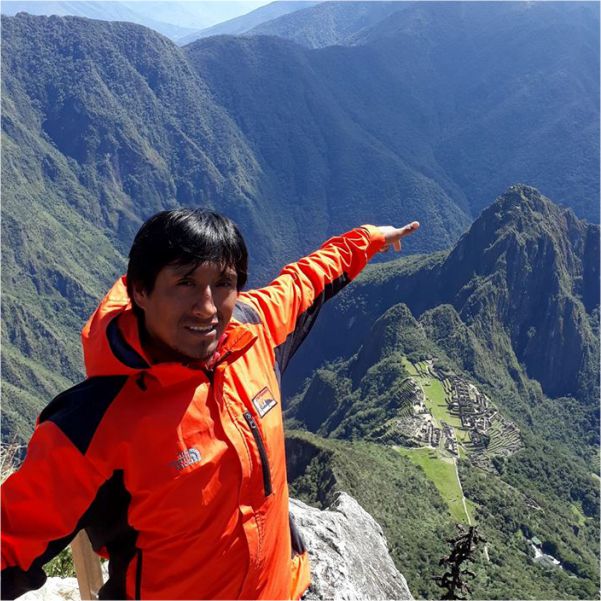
left=360, top=225, right=387, bottom=258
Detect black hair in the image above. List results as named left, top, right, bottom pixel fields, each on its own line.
left=126, top=209, right=248, bottom=305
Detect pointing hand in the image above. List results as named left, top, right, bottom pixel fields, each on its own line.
left=378, top=222, right=420, bottom=253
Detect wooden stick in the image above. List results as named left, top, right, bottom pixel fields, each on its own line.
left=70, top=531, right=104, bottom=600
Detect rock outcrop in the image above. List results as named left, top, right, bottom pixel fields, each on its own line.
left=291, top=492, right=413, bottom=600
left=20, top=493, right=412, bottom=601
left=19, top=578, right=79, bottom=601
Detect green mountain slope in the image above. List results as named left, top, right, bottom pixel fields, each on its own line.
left=1, top=13, right=264, bottom=442
left=289, top=186, right=599, bottom=412
left=285, top=431, right=457, bottom=599
left=284, top=186, right=599, bottom=598
left=185, top=34, right=470, bottom=254
left=247, top=1, right=600, bottom=222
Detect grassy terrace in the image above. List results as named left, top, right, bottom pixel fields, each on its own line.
left=396, top=447, right=472, bottom=524
left=401, top=358, right=470, bottom=443
left=397, top=357, right=474, bottom=525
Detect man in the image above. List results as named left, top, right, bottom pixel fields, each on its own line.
left=1, top=209, right=419, bottom=600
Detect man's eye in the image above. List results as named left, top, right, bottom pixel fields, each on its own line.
left=177, top=279, right=194, bottom=287
left=217, top=278, right=235, bottom=288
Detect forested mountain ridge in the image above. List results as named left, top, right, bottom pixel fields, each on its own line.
left=247, top=1, right=600, bottom=222
left=285, top=186, right=600, bottom=598
left=289, top=185, right=599, bottom=413
left=1, top=13, right=266, bottom=440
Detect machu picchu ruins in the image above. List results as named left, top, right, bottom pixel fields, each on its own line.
left=377, top=357, right=523, bottom=470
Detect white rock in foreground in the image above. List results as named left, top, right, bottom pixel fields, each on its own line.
left=291, top=492, right=413, bottom=600
left=18, top=578, right=79, bottom=601
left=20, top=493, right=412, bottom=601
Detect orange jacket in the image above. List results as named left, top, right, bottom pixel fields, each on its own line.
left=1, top=226, right=385, bottom=600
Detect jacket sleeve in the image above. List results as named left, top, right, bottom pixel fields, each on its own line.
left=240, top=225, right=385, bottom=375
left=1, top=422, right=107, bottom=600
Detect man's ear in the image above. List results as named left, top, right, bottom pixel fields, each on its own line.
left=131, top=282, right=148, bottom=311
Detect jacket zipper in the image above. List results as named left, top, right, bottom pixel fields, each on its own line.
left=243, top=411, right=273, bottom=497
left=208, top=350, right=272, bottom=496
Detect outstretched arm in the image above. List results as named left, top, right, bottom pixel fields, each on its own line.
left=239, top=222, right=420, bottom=375
left=1, top=421, right=108, bottom=600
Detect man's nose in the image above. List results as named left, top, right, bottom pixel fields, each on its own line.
left=192, top=286, right=217, bottom=317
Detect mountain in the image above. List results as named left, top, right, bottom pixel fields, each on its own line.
left=0, top=1, right=197, bottom=40
left=247, top=0, right=409, bottom=47
left=247, top=1, right=600, bottom=222
left=288, top=185, right=599, bottom=412
left=1, top=8, right=598, bottom=443
left=185, top=34, right=470, bottom=252
left=284, top=187, right=600, bottom=599
left=2, top=6, right=598, bottom=449
left=179, top=1, right=319, bottom=45
left=0, top=2, right=271, bottom=41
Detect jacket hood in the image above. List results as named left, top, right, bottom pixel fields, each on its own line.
left=82, top=276, right=258, bottom=381
left=82, top=276, right=151, bottom=378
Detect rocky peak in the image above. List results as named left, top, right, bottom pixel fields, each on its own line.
left=291, top=492, right=413, bottom=600
left=440, top=185, right=599, bottom=402
left=445, top=185, right=594, bottom=298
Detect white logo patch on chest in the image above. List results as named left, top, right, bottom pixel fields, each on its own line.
left=252, top=387, right=278, bottom=418
left=172, top=447, right=202, bottom=471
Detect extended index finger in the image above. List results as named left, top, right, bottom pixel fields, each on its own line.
left=397, top=221, right=420, bottom=237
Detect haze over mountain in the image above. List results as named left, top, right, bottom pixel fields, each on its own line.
left=179, top=1, right=319, bottom=45
left=0, top=1, right=270, bottom=41
left=247, top=0, right=409, bottom=46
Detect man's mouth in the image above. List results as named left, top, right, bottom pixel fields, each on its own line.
left=185, top=324, right=218, bottom=335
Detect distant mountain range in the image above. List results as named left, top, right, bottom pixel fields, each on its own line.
left=179, top=1, right=319, bottom=45
left=0, top=1, right=270, bottom=41
left=244, top=1, right=600, bottom=222
left=1, top=5, right=598, bottom=441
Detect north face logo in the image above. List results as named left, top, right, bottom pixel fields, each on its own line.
left=172, top=448, right=202, bottom=471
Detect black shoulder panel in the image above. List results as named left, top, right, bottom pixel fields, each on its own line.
left=39, top=376, right=128, bottom=454
left=233, top=300, right=262, bottom=324
left=274, top=272, right=350, bottom=376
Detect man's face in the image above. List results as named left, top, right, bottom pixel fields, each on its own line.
left=133, top=261, right=238, bottom=364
